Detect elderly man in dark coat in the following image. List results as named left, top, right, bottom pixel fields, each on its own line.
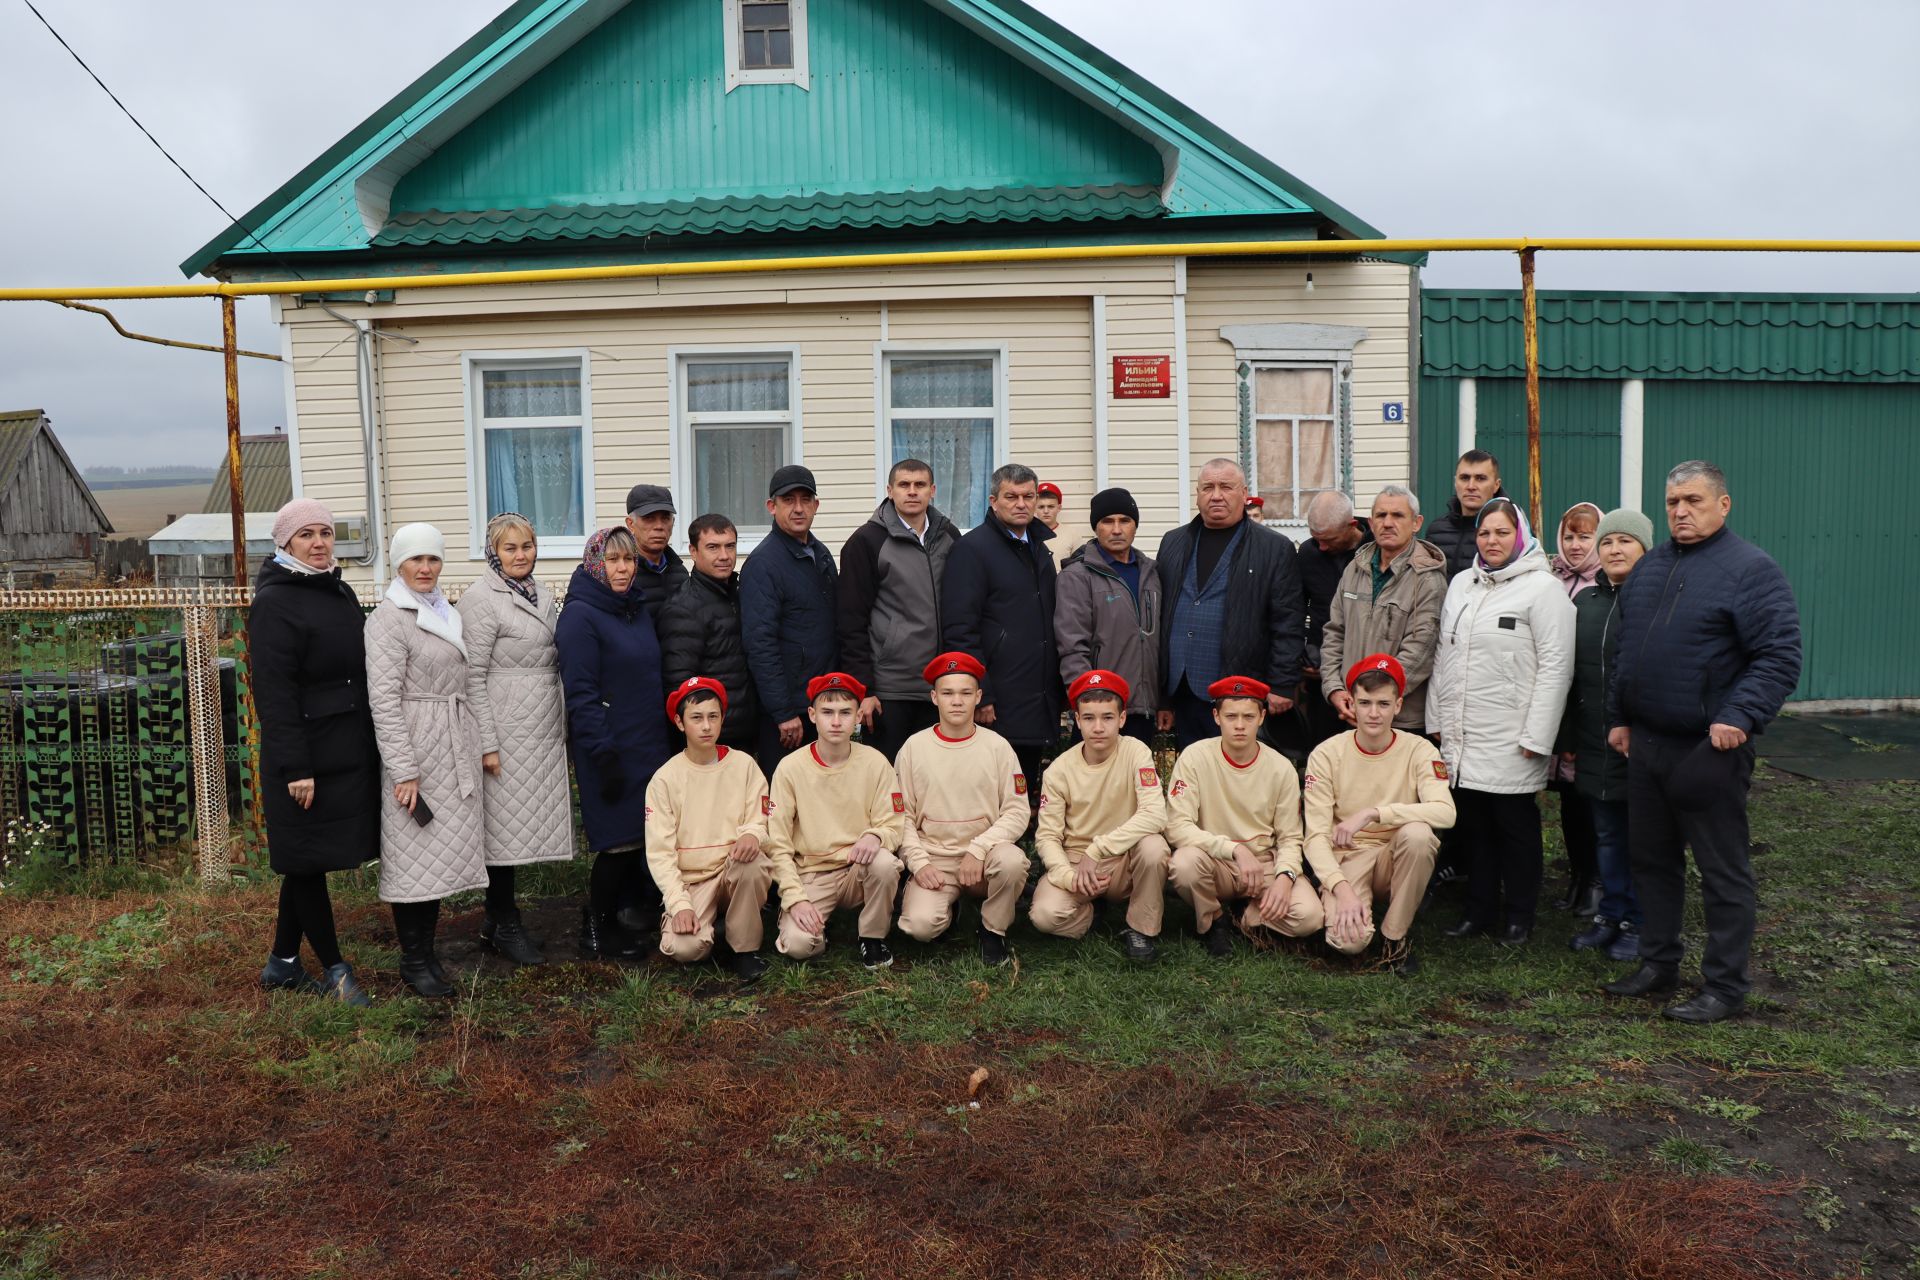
left=1603, top=460, right=1802, bottom=1024
left=1156, top=458, right=1306, bottom=749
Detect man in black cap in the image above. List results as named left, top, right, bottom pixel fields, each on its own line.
left=1054, top=487, right=1163, bottom=743
left=625, top=483, right=688, bottom=620
left=739, top=464, right=839, bottom=775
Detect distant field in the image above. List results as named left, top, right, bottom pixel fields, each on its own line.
left=92, top=481, right=207, bottom=539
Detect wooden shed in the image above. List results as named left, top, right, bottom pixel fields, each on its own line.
left=0, top=410, right=113, bottom=586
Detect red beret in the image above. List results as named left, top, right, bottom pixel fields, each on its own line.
left=1037, top=482, right=1063, bottom=501
left=1206, top=675, right=1271, bottom=703
left=666, top=675, right=728, bottom=722
left=1066, top=668, right=1130, bottom=706
left=1345, top=653, right=1407, bottom=694
left=806, top=672, right=868, bottom=704
left=922, top=651, right=986, bottom=685
left=1245, top=495, right=1265, bottom=510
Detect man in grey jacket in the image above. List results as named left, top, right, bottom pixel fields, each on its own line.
left=1320, top=485, right=1447, bottom=732
left=1055, top=487, right=1162, bottom=743
left=837, top=459, right=962, bottom=760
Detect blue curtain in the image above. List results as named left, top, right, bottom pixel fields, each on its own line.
left=486, top=427, right=584, bottom=537
left=893, top=418, right=992, bottom=526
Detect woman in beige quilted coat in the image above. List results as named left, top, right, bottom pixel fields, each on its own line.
left=364, top=522, right=489, bottom=997
left=456, top=512, right=575, bottom=966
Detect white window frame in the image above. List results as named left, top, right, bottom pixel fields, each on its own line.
left=1249, top=360, right=1346, bottom=530
left=723, top=0, right=810, bottom=92
left=669, top=345, right=804, bottom=553
left=461, top=349, right=595, bottom=561
left=873, top=342, right=1009, bottom=531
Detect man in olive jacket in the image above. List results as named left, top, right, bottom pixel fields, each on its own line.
left=1055, top=487, right=1162, bottom=742
left=1320, top=485, right=1447, bottom=732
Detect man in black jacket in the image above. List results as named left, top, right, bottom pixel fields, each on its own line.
left=1296, top=490, right=1372, bottom=745
left=625, top=483, right=689, bottom=620
left=941, top=462, right=1059, bottom=796
left=838, top=458, right=961, bottom=760
left=1602, top=460, right=1802, bottom=1024
left=1157, top=458, right=1305, bottom=749
left=1426, top=450, right=1506, bottom=582
left=657, top=513, right=758, bottom=750
left=740, top=465, right=839, bottom=775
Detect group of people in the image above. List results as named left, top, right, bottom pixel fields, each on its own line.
left=251, top=447, right=1800, bottom=1024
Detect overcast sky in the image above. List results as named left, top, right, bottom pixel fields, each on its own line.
left=2, top=0, right=1915, bottom=470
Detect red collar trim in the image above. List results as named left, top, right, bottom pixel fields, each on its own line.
left=1356, top=731, right=1398, bottom=757
left=715, top=745, right=729, bottom=762
left=933, top=725, right=975, bottom=743
left=809, top=743, right=829, bottom=768
left=1220, top=742, right=1259, bottom=770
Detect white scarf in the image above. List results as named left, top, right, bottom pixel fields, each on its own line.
left=273, top=550, right=330, bottom=576
left=384, top=576, right=465, bottom=657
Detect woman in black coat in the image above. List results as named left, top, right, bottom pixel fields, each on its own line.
left=249, top=499, right=378, bottom=1004
left=555, top=526, right=674, bottom=959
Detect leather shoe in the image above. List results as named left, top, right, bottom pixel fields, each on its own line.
left=1602, top=961, right=1678, bottom=998
left=579, top=907, right=646, bottom=961
left=481, top=911, right=548, bottom=966
left=1605, top=923, right=1642, bottom=963
left=1118, top=927, right=1158, bottom=963
left=320, top=962, right=371, bottom=1007
left=259, top=954, right=323, bottom=995
left=1663, top=991, right=1745, bottom=1024
left=1201, top=918, right=1235, bottom=959
left=1569, top=918, right=1620, bottom=952
left=1495, top=923, right=1531, bottom=948
left=1443, top=917, right=1489, bottom=939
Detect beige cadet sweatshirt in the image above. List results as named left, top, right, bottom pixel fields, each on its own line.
left=644, top=747, right=769, bottom=916
left=1165, top=739, right=1304, bottom=877
left=1035, top=736, right=1167, bottom=889
left=1302, top=730, right=1458, bottom=888
left=766, top=741, right=906, bottom=908
left=895, top=724, right=1030, bottom=873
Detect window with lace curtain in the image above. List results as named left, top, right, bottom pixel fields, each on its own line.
left=465, top=353, right=594, bottom=556
left=882, top=351, right=1003, bottom=528
left=678, top=354, right=796, bottom=540
left=1252, top=365, right=1338, bottom=522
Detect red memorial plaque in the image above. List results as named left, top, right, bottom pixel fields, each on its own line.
left=1111, top=354, right=1171, bottom=398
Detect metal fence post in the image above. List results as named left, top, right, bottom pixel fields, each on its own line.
left=184, top=593, right=229, bottom=887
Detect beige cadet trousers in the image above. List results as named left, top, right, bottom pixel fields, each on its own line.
left=1028, top=835, right=1170, bottom=938
left=775, top=850, right=903, bottom=959
left=898, top=844, right=1029, bottom=941
left=1169, top=845, right=1326, bottom=936
left=658, top=855, right=774, bottom=963
left=1320, top=822, right=1439, bottom=954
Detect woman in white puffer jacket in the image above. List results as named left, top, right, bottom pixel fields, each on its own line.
left=1430, top=498, right=1575, bottom=946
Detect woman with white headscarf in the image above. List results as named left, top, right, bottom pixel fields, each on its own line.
left=1429, top=497, right=1576, bottom=947
left=363, top=522, right=489, bottom=996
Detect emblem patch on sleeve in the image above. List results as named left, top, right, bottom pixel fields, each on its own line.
left=1170, top=779, right=1188, bottom=798
left=1303, top=773, right=1317, bottom=790
left=891, top=792, right=905, bottom=813
left=762, top=796, right=774, bottom=815
left=1433, top=761, right=1450, bottom=781
left=1014, top=775, right=1027, bottom=795
left=1138, top=767, right=1159, bottom=788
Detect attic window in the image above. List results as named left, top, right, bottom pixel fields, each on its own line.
left=724, top=0, right=809, bottom=91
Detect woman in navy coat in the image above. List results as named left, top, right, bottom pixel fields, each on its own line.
left=555, top=526, right=673, bottom=960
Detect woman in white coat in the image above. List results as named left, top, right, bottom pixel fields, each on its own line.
left=1430, top=498, right=1575, bottom=946
left=456, top=512, right=576, bottom=967
left=364, top=522, right=490, bottom=996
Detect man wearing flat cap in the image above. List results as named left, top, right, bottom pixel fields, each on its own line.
left=624, top=483, right=687, bottom=619
left=740, top=464, right=839, bottom=776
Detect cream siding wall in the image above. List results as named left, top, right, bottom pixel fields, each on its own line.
left=277, top=255, right=1411, bottom=588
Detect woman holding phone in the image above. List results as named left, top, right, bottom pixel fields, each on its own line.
left=364, top=522, right=489, bottom=996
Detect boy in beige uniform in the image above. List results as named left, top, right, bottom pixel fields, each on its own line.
left=1303, top=654, right=1457, bottom=975
left=646, top=677, right=775, bottom=981
left=1167, top=676, right=1325, bottom=958
left=1029, top=669, right=1170, bottom=963
left=895, top=652, right=1031, bottom=966
left=767, top=672, right=906, bottom=969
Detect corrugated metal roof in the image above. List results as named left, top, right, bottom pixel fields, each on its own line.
left=0, top=409, right=113, bottom=532
left=1423, top=290, right=1920, bottom=382
left=372, top=185, right=1164, bottom=247
left=202, top=434, right=292, bottom=514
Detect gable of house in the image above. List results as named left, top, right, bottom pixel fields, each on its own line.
left=0, top=410, right=113, bottom=568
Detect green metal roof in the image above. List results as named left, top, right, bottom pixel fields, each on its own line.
left=182, top=0, right=1383, bottom=278
left=201, top=434, right=293, bottom=515
left=1424, top=290, right=1920, bottom=383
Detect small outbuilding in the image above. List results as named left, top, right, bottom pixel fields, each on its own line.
left=0, top=409, right=113, bottom=587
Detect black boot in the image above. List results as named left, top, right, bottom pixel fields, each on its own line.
left=579, top=906, right=644, bottom=961
left=259, top=954, right=323, bottom=995
left=481, top=908, right=547, bottom=966
left=396, top=917, right=454, bottom=998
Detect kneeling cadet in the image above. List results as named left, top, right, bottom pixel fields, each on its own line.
left=1029, top=669, right=1170, bottom=962
left=645, top=677, right=776, bottom=981
left=1302, top=654, right=1457, bottom=973
left=894, top=652, right=1031, bottom=966
left=767, top=673, right=906, bottom=968
left=1168, top=676, right=1323, bottom=957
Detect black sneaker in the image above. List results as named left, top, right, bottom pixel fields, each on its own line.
left=1201, top=918, right=1235, bottom=959
left=1118, top=927, right=1158, bottom=964
left=859, top=938, right=894, bottom=970
left=729, top=950, right=770, bottom=983
left=978, top=925, right=1010, bottom=968
left=1378, top=936, right=1419, bottom=977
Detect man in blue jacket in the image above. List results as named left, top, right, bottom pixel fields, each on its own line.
left=740, top=464, right=839, bottom=776
left=1603, top=460, right=1802, bottom=1024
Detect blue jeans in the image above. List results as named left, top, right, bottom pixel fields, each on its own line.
left=1589, top=797, right=1642, bottom=928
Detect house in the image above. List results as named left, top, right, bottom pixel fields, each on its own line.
left=1419, top=290, right=1920, bottom=705
left=200, top=431, right=293, bottom=517
left=182, top=0, right=1419, bottom=585
left=0, top=410, right=113, bottom=586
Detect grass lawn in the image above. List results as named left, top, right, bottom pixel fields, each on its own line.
left=2, top=767, right=1915, bottom=1279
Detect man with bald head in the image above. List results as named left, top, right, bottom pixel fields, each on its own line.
left=1296, top=491, right=1373, bottom=743
left=1156, top=459, right=1306, bottom=749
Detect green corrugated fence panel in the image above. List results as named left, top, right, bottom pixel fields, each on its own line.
left=1416, top=374, right=1458, bottom=517
left=1470, top=379, right=1625, bottom=528
left=1642, top=380, right=1920, bottom=702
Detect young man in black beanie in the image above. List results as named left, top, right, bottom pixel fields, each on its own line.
left=1054, top=486, right=1164, bottom=743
